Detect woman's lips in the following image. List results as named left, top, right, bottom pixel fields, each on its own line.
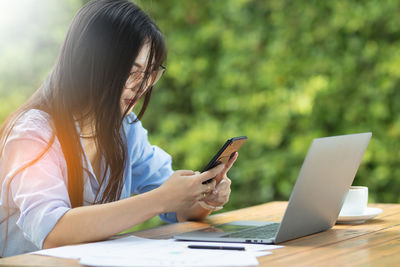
left=124, top=99, right=135, bottom=105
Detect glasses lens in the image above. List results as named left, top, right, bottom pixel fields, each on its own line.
left=152, top=65, right=166, bottom=86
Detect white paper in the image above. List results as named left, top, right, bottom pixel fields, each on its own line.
left=251, top=251, right=273, bottom=258
left=32, top=235, right=282, bottom=266
left=80, top=250, right=259, bottom=267
left=33, top=236, right=157, bottom=259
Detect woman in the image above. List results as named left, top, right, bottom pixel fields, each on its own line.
left=0, top=0, right=237, bottom=257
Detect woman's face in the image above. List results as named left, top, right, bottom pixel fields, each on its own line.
left=120, top=42, right=152, bottom=114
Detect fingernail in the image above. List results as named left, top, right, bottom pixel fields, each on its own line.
left=213, top=189, right=218, bottom=195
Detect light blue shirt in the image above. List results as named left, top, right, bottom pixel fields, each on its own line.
left=0, top=109, right=177, bottom=257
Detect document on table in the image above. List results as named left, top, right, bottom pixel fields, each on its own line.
left=80, top=250, right=259, bottom=267
left=33, top=235, right=283, bottom=266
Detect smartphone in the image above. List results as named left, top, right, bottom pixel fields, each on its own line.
left=201, top=136, right=247, bottom=184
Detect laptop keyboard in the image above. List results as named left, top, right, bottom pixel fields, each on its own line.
left=221, top=223, right=280, bottom=239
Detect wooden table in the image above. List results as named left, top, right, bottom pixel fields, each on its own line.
left=1, top=201, right=399, bottom=266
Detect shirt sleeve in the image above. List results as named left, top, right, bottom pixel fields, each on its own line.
left=1, top=111, right=71, bottom=249
left=125, top=116, right=177, bottom=223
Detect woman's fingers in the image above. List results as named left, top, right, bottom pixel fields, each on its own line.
left=205, top=177, right=231, bottom=205
left=216, top=152, right=238, bottom=182
left=217, top=177, right=231, bottom=188
left=196, top=164, right=224, bottom=183
left=174, top=164, right=229, bottom=202
left=200, top=179, right=216, bottom=194
left=215, top=178, right=230, bottom=196
left=175, top=170, right=196, bottom=176
left=223, top=152, right=238, bottom=173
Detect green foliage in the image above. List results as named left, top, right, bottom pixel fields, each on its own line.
left=2, top=0, right=400, bottom=231
left=137, top=0, right=400, bottom=207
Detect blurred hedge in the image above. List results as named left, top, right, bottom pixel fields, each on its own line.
left=138, top=0, right=400, bottom=207
left=1, top=0, right=400, bottom=231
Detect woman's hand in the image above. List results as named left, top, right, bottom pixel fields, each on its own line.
left=158, top=164, right=224, bottom=212
left=203, top=152, right=238, bottom=207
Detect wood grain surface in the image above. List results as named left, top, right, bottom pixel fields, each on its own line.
left=1, top=202, right=398, bottom=267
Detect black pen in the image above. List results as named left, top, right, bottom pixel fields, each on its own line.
left=188, top=245, right=246, bottom=251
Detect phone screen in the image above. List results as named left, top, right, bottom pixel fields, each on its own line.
left=202, top=136, right=247, bottom=184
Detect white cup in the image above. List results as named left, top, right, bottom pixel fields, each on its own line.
left=340, top=186, right=368, bottom=215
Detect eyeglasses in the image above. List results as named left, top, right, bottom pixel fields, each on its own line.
left=152, top=64, right=166, bottom=86
left=127, top=64, right=166, bottom=89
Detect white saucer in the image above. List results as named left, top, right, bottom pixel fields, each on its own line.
left=336, top=207, right=383, bottom=224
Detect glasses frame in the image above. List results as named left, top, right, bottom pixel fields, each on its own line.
left=153, top=64, right=166, bottom=86
left=128, top=64, right=166, bottom=88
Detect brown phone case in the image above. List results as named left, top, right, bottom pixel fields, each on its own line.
left=202, top=136, right=247, bottom=184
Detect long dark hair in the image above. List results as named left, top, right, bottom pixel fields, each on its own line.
left=0, top=0, right=166, bottom=254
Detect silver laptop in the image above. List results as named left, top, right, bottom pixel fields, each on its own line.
left=174, top=132, right=372, bottom=244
